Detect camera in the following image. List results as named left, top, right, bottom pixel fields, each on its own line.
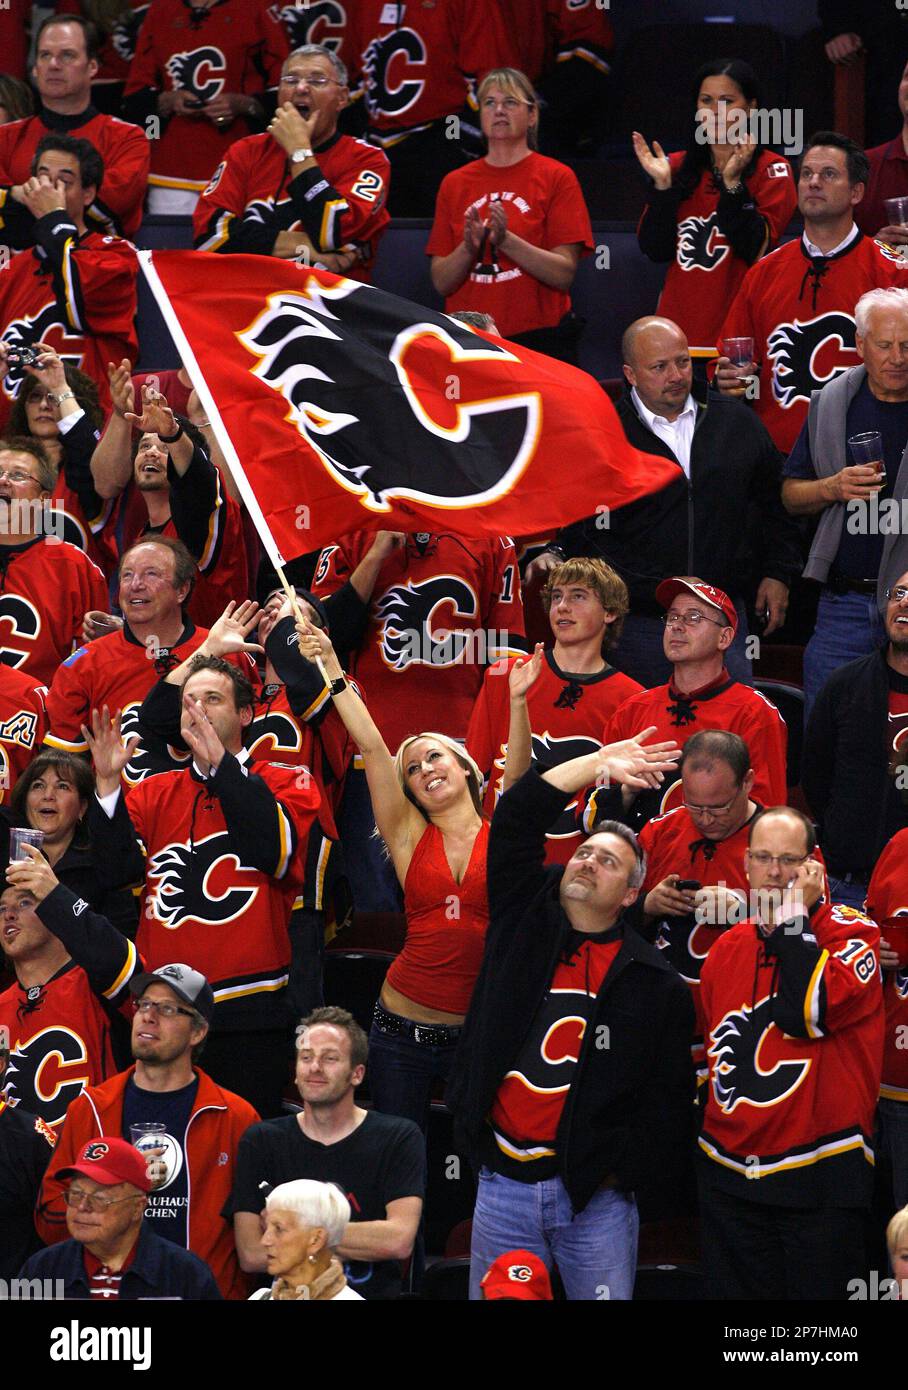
left=4, top=344, right=41, bottom=369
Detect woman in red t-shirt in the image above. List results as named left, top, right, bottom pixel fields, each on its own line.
left=427, top=67, right=593, bottom=364
left=634, top=58, right=797, bottom=361
left=297, top=617, right=542, bottom=1133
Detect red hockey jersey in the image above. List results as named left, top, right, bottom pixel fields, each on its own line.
left=124, top=0, right=288, bottom=192
left=865, top=827, right=908, bottom=1104
left=0, top=895, right=140, bottom=1127
left=717, top=231, right=908, bottom=452
left=45, top=623, right=257, bottom=786
left=0, top=110, right=150, bottom=239
left=0, top=663, right=47, bottom=803
left=466, top=650, right=641, bottom=865
left=426, top=152, right=594, bottom=337
left=273, top=0, right=353, bottom=70
left=699, top=901, right=883, bottom=1205
left=0, top=223, right=138, bottom=430
left=347, top=0, right=510, bottom=139
left=640, top=152, right=797, bottom=355
left=596, top=673, right=788, bottom=820
left=495, top=0, right=614, bottom=82
left=193, top=130, right=390, bottom=278
left=124, top=756, right=319, bottom=1025
left=311, top=531, right=527, bottom=753
left=0, top=538, right=108, bottom=685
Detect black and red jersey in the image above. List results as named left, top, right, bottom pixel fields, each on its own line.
left=347, top=0, right=510, bottom=141
left=865, top=827, right=908, bottom=1104
left=0, top=109, right=150, bottom=240
left=467, top=650, right=641, bottom=865
left=699, top=901, right=883, bottom=1206
left=124, top=0, right=288, bottom=192
left=0, top=663, right=47, bottom=803
left=640, top=152, right=797, bottom=354
left=718, top=231, right=908, bottom=452
left=94, top=752, right=320, bottom=1028
left=0, top=538, right=108, bottom=686
left=45, top=623, right=257, bottom=786
left=591, top=672, right=787, bottom=827
left=311, top=531, right=526, bottom=753
left=0, top=214, right=138, bottom=429
left=0, top=885, right=141, bottom=1127
left=193, top=129, right=390, bottom=277
left=495, top=0, right=613, bottom=83
left=489, top=931, right=621, bottom=1172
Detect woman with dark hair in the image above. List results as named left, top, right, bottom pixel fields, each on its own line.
left=6, top=344, right=116, bottom=568
left=634, top=58, right=797, bottom=364
left=7, top=751, right=137, bottom=934
left=0, top=74, right=34, bottom=125
left=427, top=67, right=594, bottom=364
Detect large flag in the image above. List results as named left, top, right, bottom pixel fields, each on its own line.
left=141, top=250, right=680, bottom=565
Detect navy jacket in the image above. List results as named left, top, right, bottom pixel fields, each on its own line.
left=19, top=1221, right=222, bottom=1300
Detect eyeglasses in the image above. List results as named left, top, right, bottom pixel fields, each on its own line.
left=0, top=468, right=38, bottom=484
left=482, top=98, right=529, bottom=111
left=280, top=73, right=340, bottom=89
left=683, top=797, right=738, bottom=817
left=746, top=851, right=809, bottom=869
left=887, top=586, right=908, bottom=603
left=132, top=997, right=197, bottom=1021
left=64, top=1186, right=140, bottom=1213
left=661, top=610, right=728, bottom=629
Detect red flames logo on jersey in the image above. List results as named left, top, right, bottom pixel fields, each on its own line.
left=165, top=47, right=227, bottom=102
left=278, top=0, right=346, bottom=52
left=375, top=576, right=477, bottom=670
left=676, top=214, right=729, bottom=272
left=709, top=995, right=811, bottom=1113
left=237, top=276, right=540, bottom=514
left=6, top=1026, right=90, bottom=1125
left=112, top=3, right=150, bottom=63
left=767, top=312, right=856, bottom=409
left=363, top=28, right=426, bottom=119
left=147, top=832, right=258, bottom=928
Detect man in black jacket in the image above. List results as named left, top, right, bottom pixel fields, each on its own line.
left=526, top=316, right=800, bottom=688
left=802, top=570, right=908, bottom=908
left=447, top=737, right=694, bottom=1301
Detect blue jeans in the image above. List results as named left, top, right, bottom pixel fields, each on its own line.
left=826, top=873, right=869, bottom=912
left=367, top=1016, right=460, bottom=1135
left=803, top=590, right=885, bottom=726
left=469, top=1167, right=639, bottom=1301
left=611, top=601, right=752, bottom=689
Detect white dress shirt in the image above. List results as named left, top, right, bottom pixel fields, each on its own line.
left=630, top=387, right=698, bottom=478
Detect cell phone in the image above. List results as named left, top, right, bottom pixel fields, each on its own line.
left=676, top=879, right=701, bottom=891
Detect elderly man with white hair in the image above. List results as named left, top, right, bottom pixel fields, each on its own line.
left=781, top=285, right=908, bottom=718
left=249, top=1179, right=364, bottom=1301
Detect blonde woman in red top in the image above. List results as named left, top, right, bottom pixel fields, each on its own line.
left=296, top=618, right=543, bottom=1131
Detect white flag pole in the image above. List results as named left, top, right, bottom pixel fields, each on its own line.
left=137, top=249, right=323, bottom=667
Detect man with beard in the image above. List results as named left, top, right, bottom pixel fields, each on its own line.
left=36, top=963, right=257, bottom=1300
left=804, top=569, right=908, bottom=908
left=227, top=1007, right=424, bottom=1301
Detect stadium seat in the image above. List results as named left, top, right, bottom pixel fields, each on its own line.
left=425, top=1101, right=477, bottom=1256
left=321, top=949, right=395, bottom=1033
left=419, top=1256, right=471, bottom=1300
left=754, top=679, right=804, bottom=789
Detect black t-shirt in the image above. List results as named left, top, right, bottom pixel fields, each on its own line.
left=0, top=1102, right=56, bottom=1278
left=225, top=1110, right=426, bottom=1300
left=121, top=1076, right=198, bottom=1250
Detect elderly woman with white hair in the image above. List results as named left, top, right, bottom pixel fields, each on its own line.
left=250, top=1180, right=364, bottom=1301
left=780, top=283, right=908, bottom=720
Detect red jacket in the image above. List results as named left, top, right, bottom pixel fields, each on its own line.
left=36, top=1065, right=258, bottom=1300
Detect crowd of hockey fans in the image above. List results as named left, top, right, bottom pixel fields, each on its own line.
left=2, top=1, right=908, bottom=1304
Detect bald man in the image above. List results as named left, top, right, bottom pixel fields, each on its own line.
left=526, top=316, right=800, bottom=687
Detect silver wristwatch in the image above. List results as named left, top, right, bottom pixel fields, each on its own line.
left=290, top=148, right=313, bottom=165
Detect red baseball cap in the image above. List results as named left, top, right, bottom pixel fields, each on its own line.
left=58, top=1137, right=152, bottom=1194
left=655, top=577, right=738, bottom=633
left=481, top=1250, right=553, bottom=1300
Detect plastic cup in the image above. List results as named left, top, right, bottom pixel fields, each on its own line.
left=883, top=920, right=908, bottom=968
left=848, top=431, right=886, bottom=484
left=130, top=1122, right=169, bottom=1189
left=885, top=197, right=908, bottom=227
left=721, top=336, right=754, bottom=370
left=9, top=827, right=44, bottom=861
